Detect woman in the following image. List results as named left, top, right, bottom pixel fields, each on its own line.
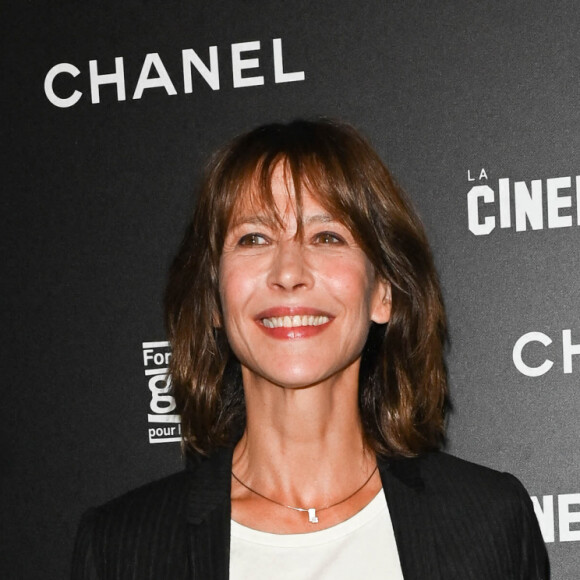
left=72, top=119, right=549, bottom=579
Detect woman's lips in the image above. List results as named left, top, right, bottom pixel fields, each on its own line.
left=255, top=308, right=334, bottom=339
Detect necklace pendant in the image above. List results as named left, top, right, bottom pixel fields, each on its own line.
left=307, top=508, right=318, bottom=523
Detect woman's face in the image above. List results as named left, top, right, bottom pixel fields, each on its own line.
left=218, top=164, right=391, bottom=391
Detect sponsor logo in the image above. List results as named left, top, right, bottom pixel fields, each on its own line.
left=513, top=329, right=580, bottom=377
left=44, top=38, right=305, bottom=108
left=142, top=341, right=180, bottom=444
left=532, top=493, right=580, bottom=542
left=466, top=168, right=580, bottom=235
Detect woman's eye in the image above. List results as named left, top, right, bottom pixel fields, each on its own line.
left=238, top=233, right=268, bottom=246
left=314, top=232, right=344, bottom=244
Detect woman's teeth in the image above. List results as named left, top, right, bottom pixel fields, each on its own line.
left=261, top=315, right=330, bottom=328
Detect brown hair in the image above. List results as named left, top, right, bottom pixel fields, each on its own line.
left=165, top=119, right=447, bottom=457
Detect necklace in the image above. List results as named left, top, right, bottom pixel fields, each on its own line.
left=231, top=465, right=378, bottom=524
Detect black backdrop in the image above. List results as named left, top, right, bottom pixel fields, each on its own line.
left=3, top=1, right=579, bottom=577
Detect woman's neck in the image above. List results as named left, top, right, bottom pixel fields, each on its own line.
left=232, top=364, right=376, bottom=510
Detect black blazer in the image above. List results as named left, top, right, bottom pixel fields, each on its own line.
left=71, top=448, right=549, bottom=579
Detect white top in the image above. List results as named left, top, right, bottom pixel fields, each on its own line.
left=229, top=489, right=404, bottom=580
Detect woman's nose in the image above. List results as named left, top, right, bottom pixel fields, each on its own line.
left=267, top=240, right=314, bottom=291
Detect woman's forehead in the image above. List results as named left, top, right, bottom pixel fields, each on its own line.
left=228, top=178, right=337, bottom=230
left=224, top=156, right=355, bottom=235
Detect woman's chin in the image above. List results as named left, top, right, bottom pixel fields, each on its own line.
left=242, top=361, right=357, bottom=392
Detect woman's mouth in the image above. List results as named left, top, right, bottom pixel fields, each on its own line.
left=261, top=315, right=330, bottom=328
left=256, top=308, right=333, bottom=339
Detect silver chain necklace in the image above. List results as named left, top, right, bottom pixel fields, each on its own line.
left=231, top=465, right=378, bottom=524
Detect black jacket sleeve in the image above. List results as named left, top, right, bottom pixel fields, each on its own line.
left=504, top=473, right=550, bottom=580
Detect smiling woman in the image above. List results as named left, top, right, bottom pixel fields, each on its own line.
left=71, top=120, right=549, bottom=580
left=219, top=164, right=390, bottom=397
left=166, top=119, right=446, bottom=460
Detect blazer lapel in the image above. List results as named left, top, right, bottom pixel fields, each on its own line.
left=183, top=448, right=443, bottom=580
left=379, top=455, right=443, bottom=580
left=186, top=447, right=234, bottom=580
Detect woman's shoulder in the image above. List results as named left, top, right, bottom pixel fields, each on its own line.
left=71, top=470, right=193, bottom=579
left=78, top=448, right=231, bottom=530
left=418, top=451, right=531, bottom=497
left=92, top=468, right=192, bottom=518
left=84, top=448, right=231, bottom=525
left=75, top=469, right=193, bottom=552
left=396, top=451, right=541, bottom=539
left=382, top=451, right=549, bottom=578
left=71, top=450, right=233, bottom=579
left=382, top=450, right=537, bottom=517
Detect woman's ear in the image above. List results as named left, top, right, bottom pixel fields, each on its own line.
left=371, top=280, right=391, bottom=324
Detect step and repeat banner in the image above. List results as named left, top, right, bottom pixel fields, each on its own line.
left=3, top=0, right=578, bottom=577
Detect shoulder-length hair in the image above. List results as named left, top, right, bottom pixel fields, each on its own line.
left=165, top=119, right=447, bottom=458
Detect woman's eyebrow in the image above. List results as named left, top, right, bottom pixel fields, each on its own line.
left=230, top=212, right=338, bottom=229
left=303, top=213, right=338, bottom=225
left=230, top=215, right=278, bottom=229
